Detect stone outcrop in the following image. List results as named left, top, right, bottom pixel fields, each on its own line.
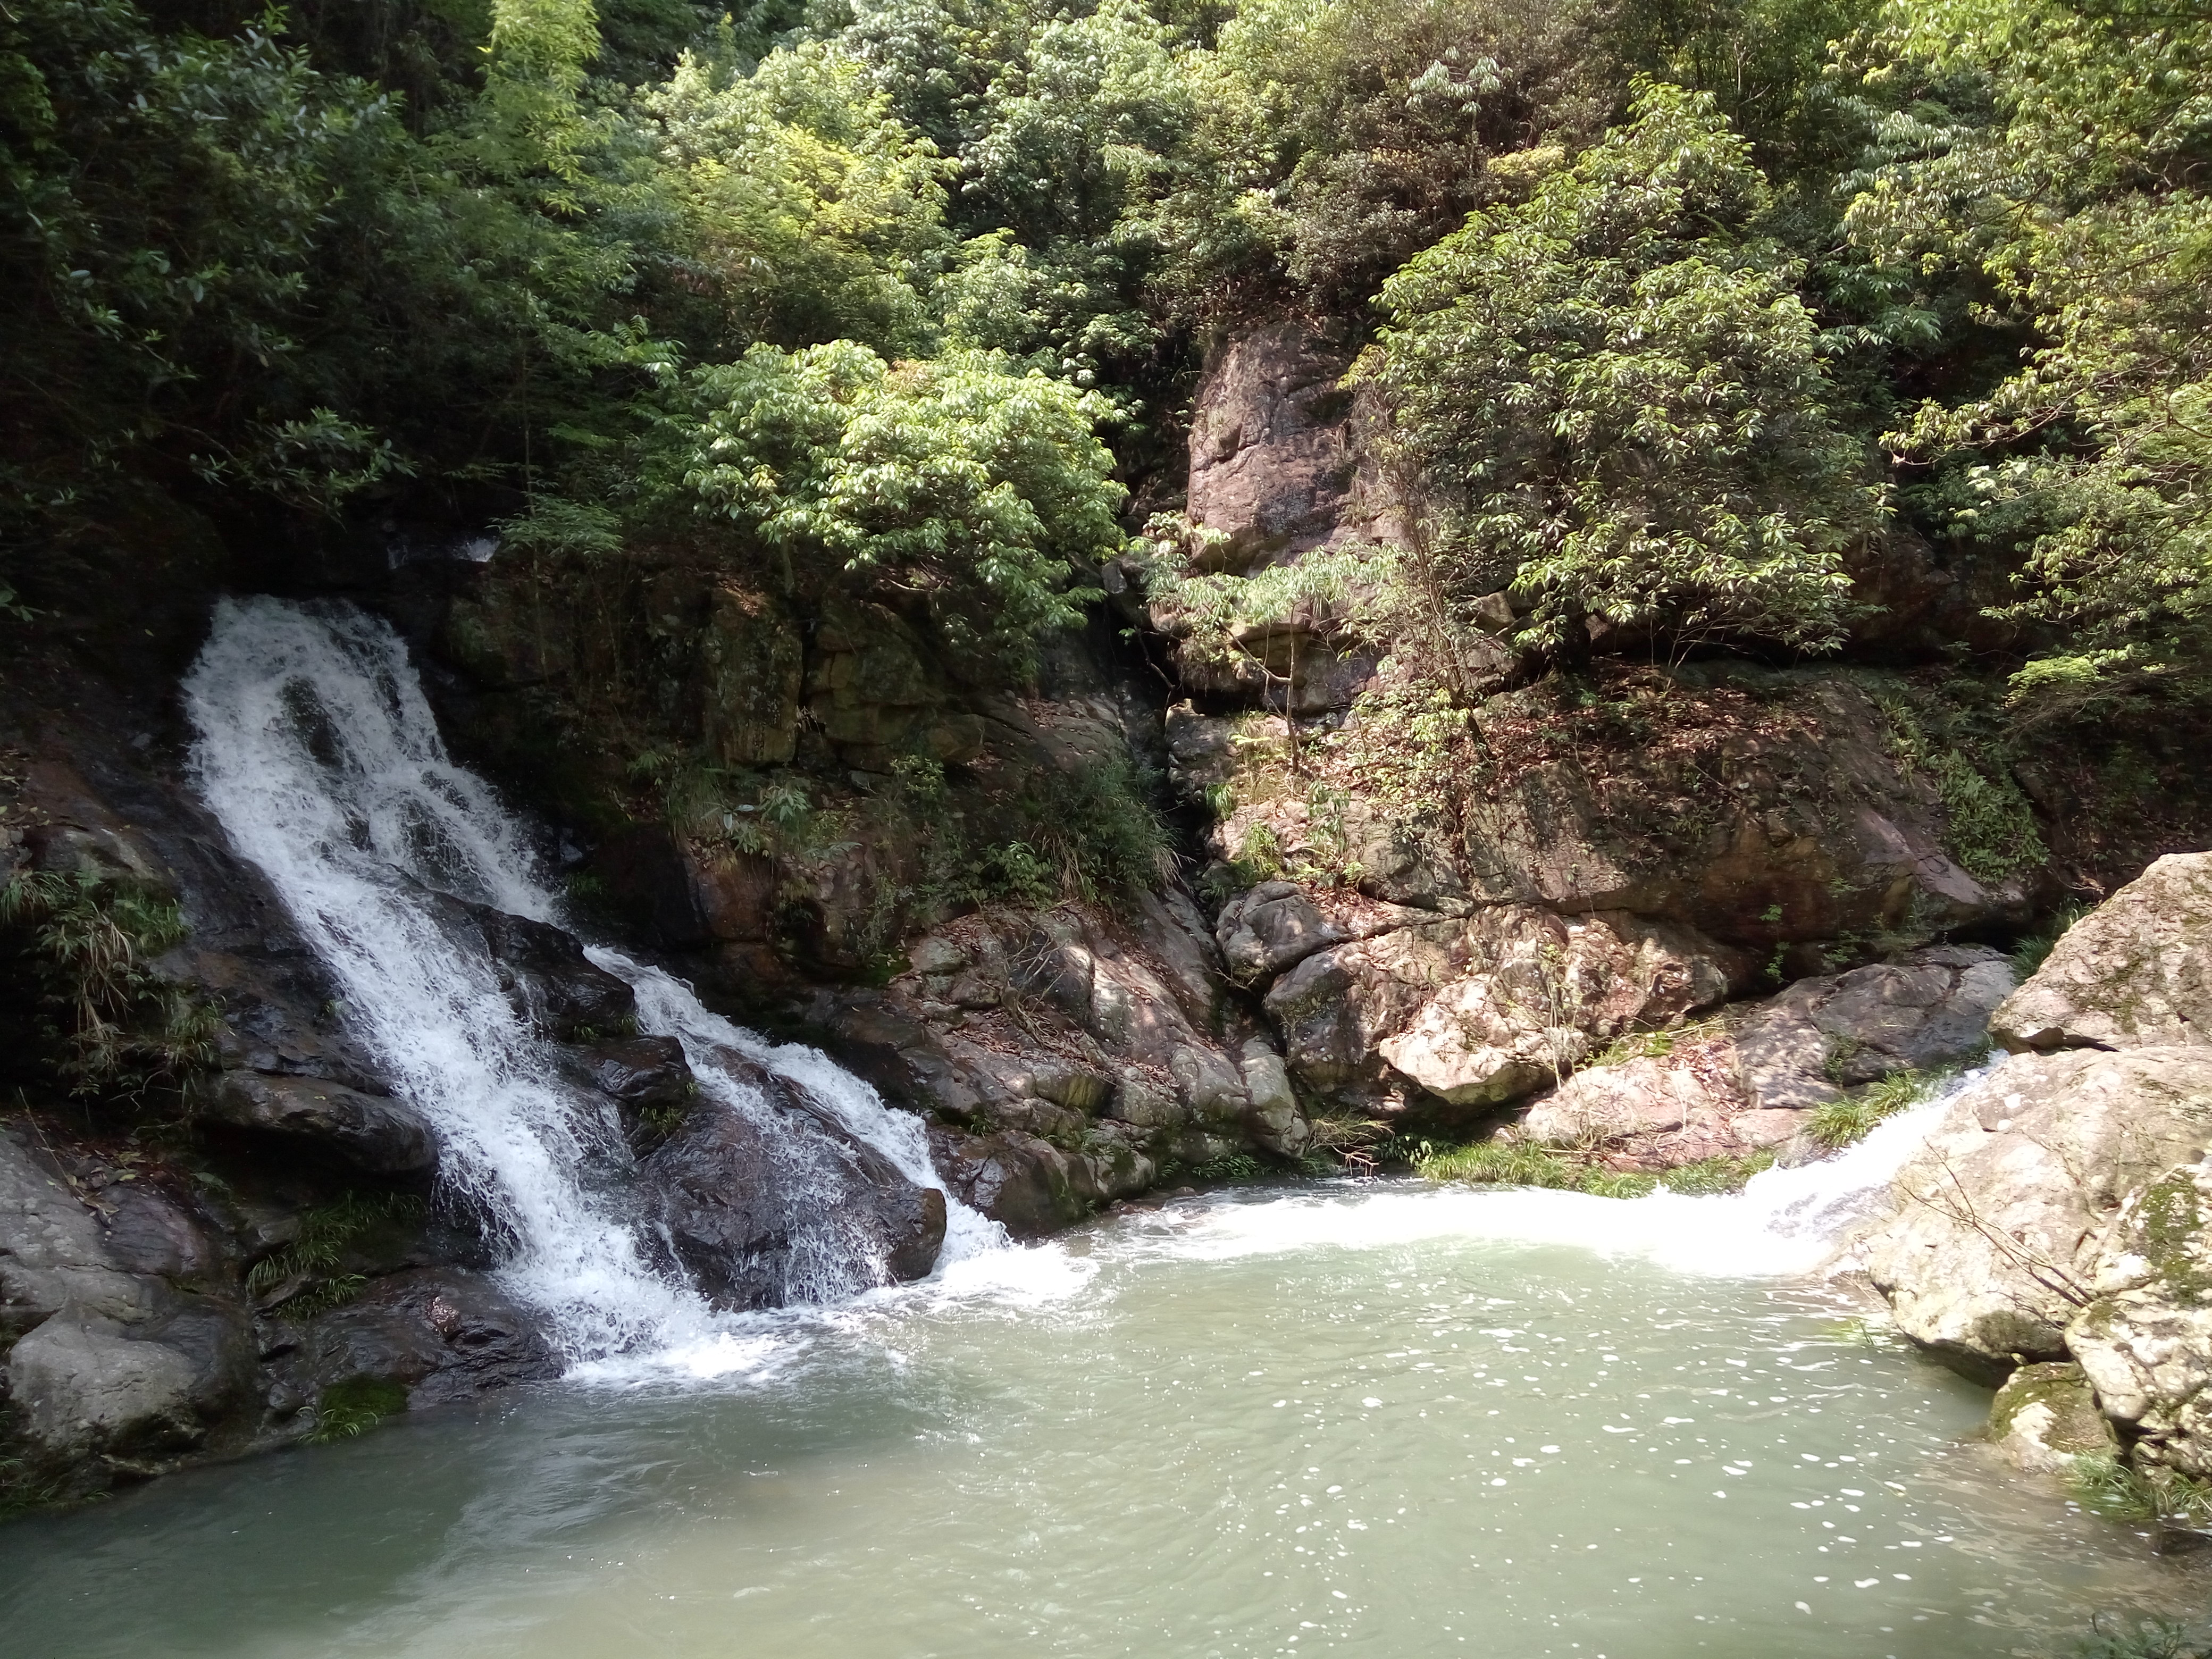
left=1732, top=944, right=2014, bottom=1110
left=816, top=890, right=1305, bottom=1234
left=1852, top=868, right=2212, bottom=1481
left=1257, top=904, right=1743, bottom=1119
left=1862, top=1048, right=2212, bottom=1372
left=1183, top=321, right=1376, bottom=572
left=1992, top=851, right=2212, bottom=1053
left=1517, top=945, right=2012, bottom=1169
left=636, top=1050, right=946, bottom=1309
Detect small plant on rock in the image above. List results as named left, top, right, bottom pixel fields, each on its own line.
left=307, top=1376, right=409, bottom=1444
left=1806, top=1069, right=1940, bottom=1150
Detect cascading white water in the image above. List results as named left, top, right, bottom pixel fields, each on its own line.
left=185, top=594, right=998, bottom=1367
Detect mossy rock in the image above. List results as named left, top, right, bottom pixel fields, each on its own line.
left=1990, top=1361, right=2117, bottom=1472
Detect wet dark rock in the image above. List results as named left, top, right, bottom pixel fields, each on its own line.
left=432, top=894, right=638, bottom=1038
left=576, top=1035, right=693, bottom=1109
left=290, top=1268, right=559, bottom=1409
left=638, top=1060, right=946, bottom=1310
left=200, top=1070, right=438, bottom=1174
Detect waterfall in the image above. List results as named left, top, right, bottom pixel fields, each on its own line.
left=185, top=595, right=995, bottom=1366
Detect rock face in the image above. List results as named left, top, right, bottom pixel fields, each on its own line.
left=818, top=889, right=1304, bottom=1234
left=0, top=1130, right=255, bottom=1471
left=2063, top=1157, right=2212, bottom=1474
left=1863, top=1048, right=2212, bottom=1372
left=1518, top=945, right=2013, bottom=1169
left=1992, top=852, right=2212, bottom=1053
left=1184, top=322, right=1375, bottom=570
left=1854, top=871, right=2212, bottom=1477
left=636, top=1057, right=947, bottom=1309
left=272, top=1269, right=559, bottom=1414
left=1260, top=904, right=1743, bottom=1119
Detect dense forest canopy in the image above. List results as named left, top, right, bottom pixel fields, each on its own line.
left=2, top=0, right=2207, bottom=705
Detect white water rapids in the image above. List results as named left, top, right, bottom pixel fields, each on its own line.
left=182, top=592, right=1957, bottom=1380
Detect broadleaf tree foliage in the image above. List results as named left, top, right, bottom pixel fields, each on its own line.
left=0, top=0, right=2203, bottom=729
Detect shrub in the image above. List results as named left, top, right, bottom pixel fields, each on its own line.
left=1358, top=82, right=1878, bottom=666
left=0, top=870, right=218, bottom=1100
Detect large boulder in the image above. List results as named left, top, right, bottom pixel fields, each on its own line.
left=1993, top=852, right=2212, bottom=1052
left=1263, top=906, right=1742, bottom=1115
left=433, top=896, right=638, bottom=1040
left=1517, top=944, right=2012, bottom=1167
left=1734, top=944, right=2013, bottom=1111
left=1216, top=882, right=1345, bottom=983
left=1, top=1132, right=255, bottom=1464
left=636, top=1055, right=946, bottom=1309
left=1860, top=1048, right=2212, bottom=1373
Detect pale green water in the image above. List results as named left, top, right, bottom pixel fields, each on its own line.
left=2, top=1182, right=2202, bottom=1659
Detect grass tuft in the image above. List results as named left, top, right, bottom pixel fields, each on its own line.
left=2075, top=1614, right=2211, bottom=1659
left=1805, top=1068, right=1943, bottom=1150
left=1414, top=1140, right=1768, bottom=1199
left=2071, top=1456, right=2212, bottom=1531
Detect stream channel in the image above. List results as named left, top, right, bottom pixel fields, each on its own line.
left=1, top=1177, right=2205, bottom=1658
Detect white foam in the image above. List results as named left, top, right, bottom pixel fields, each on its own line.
left=1090, top=1077, right=1971, bottom=1281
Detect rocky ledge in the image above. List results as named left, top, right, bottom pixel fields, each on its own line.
left=1854, top=853, right=2212, bottom=1485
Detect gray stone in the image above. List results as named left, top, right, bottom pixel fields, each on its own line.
left=1736, top=945, right=2013, bottom=1111
left=6, top=1316, right=206, bottom=1456
left=1216, top=882, right=1344, bottom=983
left=200, top=1070, right=437, bottom=1174
left=1861, top=1048, right=2212, bottom=1371
left=1266, top=907, right=1740, bottom=1115
left=1995, top=853, right=2212, bottom=1052
left=1, top=1131, right=156, bottom=1330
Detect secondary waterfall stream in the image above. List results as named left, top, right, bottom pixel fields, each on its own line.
left=24, top=591, right=2185, bottom=1656
left=182, top=594, right=998, bottom=1368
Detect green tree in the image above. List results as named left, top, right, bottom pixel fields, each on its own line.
left=1358, top=82, right=1880, bottom=663
left=667, top=340, right=1125, bottom=668
left=1843, top=0, right=2212, bottom=714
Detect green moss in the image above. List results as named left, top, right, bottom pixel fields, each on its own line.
left=1873, top=684, right=2047, bottom=888
left=2132, top=1175, right=2212, bottom=1302
left=308, top=1376, right=408, bottom=1443
left=1415, top=1141, right=1766, bottom=1198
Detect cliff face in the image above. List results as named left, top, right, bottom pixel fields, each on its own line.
left=1124, top=321, right=2210, bottom=1151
